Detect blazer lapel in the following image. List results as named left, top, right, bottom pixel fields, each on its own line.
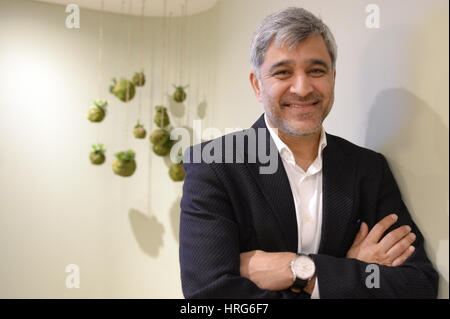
left=243, top=115, right=298, bottom=253
left=242, top=116, right=357, bottom=255
left=318, top=134, right=356, bottom=256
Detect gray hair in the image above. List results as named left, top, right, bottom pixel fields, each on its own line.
left=250, top=7, right=337, bottom=79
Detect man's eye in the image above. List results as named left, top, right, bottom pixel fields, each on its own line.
left=309, top=69, right=325, bottom=75
left=273, top=70, right=290, bottom=76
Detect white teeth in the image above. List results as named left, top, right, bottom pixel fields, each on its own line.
left=287, top=102, right=318, bottom=107
left=290, top=104, right=312, bottom=107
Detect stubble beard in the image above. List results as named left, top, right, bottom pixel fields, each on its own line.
left=264, top=99, right=329, bottom=137
left=259, top=80, right=334, bottom=137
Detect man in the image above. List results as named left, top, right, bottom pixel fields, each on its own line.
left=179, top=7, right=438, bottom=298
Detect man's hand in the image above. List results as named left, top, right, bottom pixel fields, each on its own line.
left=346, top=214, right=416, bottom=266
left=240, top=250, right=296, bottom=291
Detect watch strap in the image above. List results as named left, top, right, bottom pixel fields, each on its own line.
left=291, top=277, right=309, bottom=292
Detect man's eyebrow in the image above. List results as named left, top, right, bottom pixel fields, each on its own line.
left=268, top=58, right=330, bottom=74
left=305, top=58, right=330, bottom=70
left=268, top=60, right=295, bottom=73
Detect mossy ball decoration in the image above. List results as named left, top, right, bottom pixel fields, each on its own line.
left=173, top=85, right=188, bottom=103
left=152, top=140, right=173, bottom=157
left=154, top=105, right=170, bottom=128
left=169, top=162, right=185, bottom=181
left=89, top=143, right=106, bottom=165
left=132, top=71, right=145, bottom=87
left=87, top=108, right=104, bottom=123
left=109, top=78, right=136, bottom=102
left=87, top=100, right=107, bottom=122
left=112, top=150, right=136, bottom=177
left=149, top=128, right=170, bottom=145
left=133, top=122, right=147, bottom=139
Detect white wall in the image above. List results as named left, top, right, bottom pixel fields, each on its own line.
left=0, top=0, right=448, bottom=298
left=0, top=0, right=219, bottom=298
left=211, top=0, right=449, bottom=298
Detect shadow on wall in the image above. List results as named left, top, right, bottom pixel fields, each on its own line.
left=365, top=88, right=449, bottom=297
left=168, top=94, right=208, bottom=122
left=129, top=208, right=164, bottom=257
left=170, top=196, right=182, bottom=243
left=197, top=99, right=207, bottom=119
left=168, top=94, right=186, bottom=119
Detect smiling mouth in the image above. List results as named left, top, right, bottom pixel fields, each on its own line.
left=284, top=101, right=320, bottom=108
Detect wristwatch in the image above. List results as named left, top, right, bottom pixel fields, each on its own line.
left=290, top=253, right=316, bottom=293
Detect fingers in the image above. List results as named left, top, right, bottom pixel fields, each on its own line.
left=379, top=225, right=412, bottom=252
left=352, top=222, right=369, bottom=247
left=366, top=214, right=398, bottom=244
left=391, top=245, right=415, bottom=267
left=385, top=231, right=416, bottom=262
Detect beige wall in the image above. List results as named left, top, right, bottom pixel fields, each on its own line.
left=211, top=0, right=449, bottom=298
left=0, top=0, right=219, bottom=298
left=0, top=0, right=448, bottom=298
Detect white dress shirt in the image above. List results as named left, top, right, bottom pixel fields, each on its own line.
left=265, top=114, right=327, bottom=299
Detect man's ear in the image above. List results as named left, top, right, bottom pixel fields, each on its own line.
left=249, top=71, right=262, bottom=102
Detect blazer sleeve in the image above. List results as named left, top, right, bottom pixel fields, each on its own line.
left=310, top=154, right=439, bottom=298
left=179, top=154, right=308, bottom=299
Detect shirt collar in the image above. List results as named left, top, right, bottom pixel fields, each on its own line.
left=264, top=113, right=327, bottom=174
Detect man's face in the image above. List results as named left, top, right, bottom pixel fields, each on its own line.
left=250, top=34, right=336, bottom=136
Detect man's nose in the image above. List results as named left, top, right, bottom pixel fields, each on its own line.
left=290, top=73, right=314, bottom=97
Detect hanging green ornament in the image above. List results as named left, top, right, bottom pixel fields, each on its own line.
left=89, top=143, right=106, bottom=165
left=132, top=71, right=146, bottom=87
left=169, top=162, right=185, bottom=181
left=172, top=84, right=189, bottom=103
left=149, top=128, right=170, bottom=145
left=112, top=150, right=137, bottom=177
left=133, top=121, right=147, bottom=139
left=154, top=105, right=170, bottom=128
left=152, top=139, right=174, bottom=157
left=109, top=78, right=136, bottom=102
left=87, top=100, right=108, bottom=122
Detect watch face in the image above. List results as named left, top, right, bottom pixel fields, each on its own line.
left=293, top=255, right=315, bottom=280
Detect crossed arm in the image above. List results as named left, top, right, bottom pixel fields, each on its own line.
left=239, top=213, right=417, bottom=294
left=179, top=156, right=438, bottom=298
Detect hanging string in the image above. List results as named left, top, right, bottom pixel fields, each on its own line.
left=147, top=0, right=154, bottom=123
left=207, top=7, right=215, bottom=130
left=166, top=10, right=173, bottom=105
left=176, top=4, right=182, bottom=85
left=194, top=10, right=203, bottom=126
left=171, top=6, right=181, bottom=127
left=97, top=0, right=104, bottom=99
left=139, top=0, right=146, bottom=67
left=127, top=0, right=132, bottom=60
left=125, top=0, right=133, bottom=145
left=178, top=3, right=184, bottom=125
left=166, top=10, right=173, bottom=128
left=119, top=0, right=126, bottom=148
left=180, top=0, right=187, bottom=87
left=161, top=0, right=168, bottom=104
left=147, top=0, right=154, bottom=216
left=97, top=0, right=104, bottom=144
left=182, top=0, right=189, bottom=128
left=138, top=0, right=146, bottom=121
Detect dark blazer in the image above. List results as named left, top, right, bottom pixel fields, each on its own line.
left=179, top=114, right=438, bottom=299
